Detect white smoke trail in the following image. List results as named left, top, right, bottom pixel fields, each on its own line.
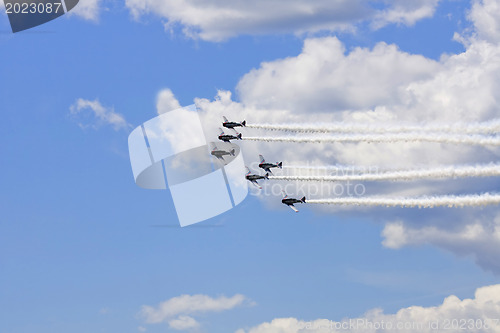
left=247, top=119, right=500, bottom=134
left=243, top=134, right=500, bottom=146
left=307, top=193, right=500, bottom=208
left=283, top=165, right=380, bottom=172
left=270, top=164, right=500, bottom=182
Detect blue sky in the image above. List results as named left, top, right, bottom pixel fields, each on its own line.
left=2, top=0, right=500, bottom=332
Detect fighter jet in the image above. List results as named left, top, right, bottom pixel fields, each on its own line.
left=245, top=167, right=269, bottom=189
left=211, top=144, right=235, bottom=162
left=223, top=116, right=246, bottom=130
left=281, top=191, right=306, bottom=212
left=218, top=128, right=242, bottom=142
left=258, top=155, right=282, bottom=174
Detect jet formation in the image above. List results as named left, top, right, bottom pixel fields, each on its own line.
left=213, top=116, right=306, bottom=212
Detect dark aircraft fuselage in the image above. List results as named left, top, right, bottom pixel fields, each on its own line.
left=223, top=122, right=243, bottom=129
left=219, top=134, right=238, bottom=142
left=282, top=197, right=306, bottom=205
left=260, top=162, right=278, bottom=169
left=246, top=174, right=266, bottom=181
left=282, top=198, right=299, bottom=205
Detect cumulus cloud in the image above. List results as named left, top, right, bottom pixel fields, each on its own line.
left=139, top=294, right=249, bottom=330
left=69, top=98, right=131, bottom=131
left=382, top=212, right=500, bottom=273
left=469, top=0, right=500, bottom=43
left=237, top=284, right=500, bottom=332
left=156, top=88, right=181, bottom=115
left=237, top=37, right=440, bottom=113
left=68, top=0, right=102, bottom=21
left=124, top=0, right=442, bottom=41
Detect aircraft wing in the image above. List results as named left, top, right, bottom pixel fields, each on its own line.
left=223, top=116, right=229, bottom=122
left=288, top=204, right=299, bottom=212
left=250, top=180, right=262, bottom=189
left=259, top=154, right=266, bottom=163
left=264, top=168, right=273, bottom=175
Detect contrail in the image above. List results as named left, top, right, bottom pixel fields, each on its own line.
left=243, top=133, right=500, bottom=146
left=247, top=119, right=500, bottom=135
left=270, top=164, right=500, bottom=182
left=306, top=193, right=500, bottom=208
left=283, top=165, right=380, bottom=172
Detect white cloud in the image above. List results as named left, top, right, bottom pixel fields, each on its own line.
left=68, top=0, right=102, bottom=21
left=469, top=0, right=500, bottom=43
left=238, top=284, right=500, bottom=332
left=168, top=315, right=200, bottom=331
left=372, top=0, right=440, bottom=29
left=69, top=98, right=131, bottom=131
left=137, top=327, right=147, bottom=332
left=139, top=294, right=248, bottom=330
left=124, top=0, right=442, bottom=41
left=382, top=213, right=500, bottom=273
left=156, top=88, right=181, bottom=115
left=237, top=37, right=440, bottom=113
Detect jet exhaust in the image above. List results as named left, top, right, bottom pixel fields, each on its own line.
left=243, top=133, right=500, bottom=146
left=307, top=193, right=500, bottom=208
left=246, top=119, right=500, bottom=135
left=270, top=163, right=500, bottom=182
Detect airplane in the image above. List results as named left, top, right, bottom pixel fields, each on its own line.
left=211, top=144, right=235, bottom=161
left=223, top=116, right=246, bottom=130
left=258, top=155, right=282, bottom=174
left=281, top=190, right=306, bottom=212
left=245, top=166, right=269, bottom=189
left=218, top=128, right=242, bottom=142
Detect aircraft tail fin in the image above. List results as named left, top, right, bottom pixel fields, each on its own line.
left=230, top=149, right=235, bottom=156
left=242, top=120, right=246, bottom=127
left=237, top=133, right=242, bottom=140
left=301, top=196, right=306, bottom=203
left=278, top=162, right=283, bottom=169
